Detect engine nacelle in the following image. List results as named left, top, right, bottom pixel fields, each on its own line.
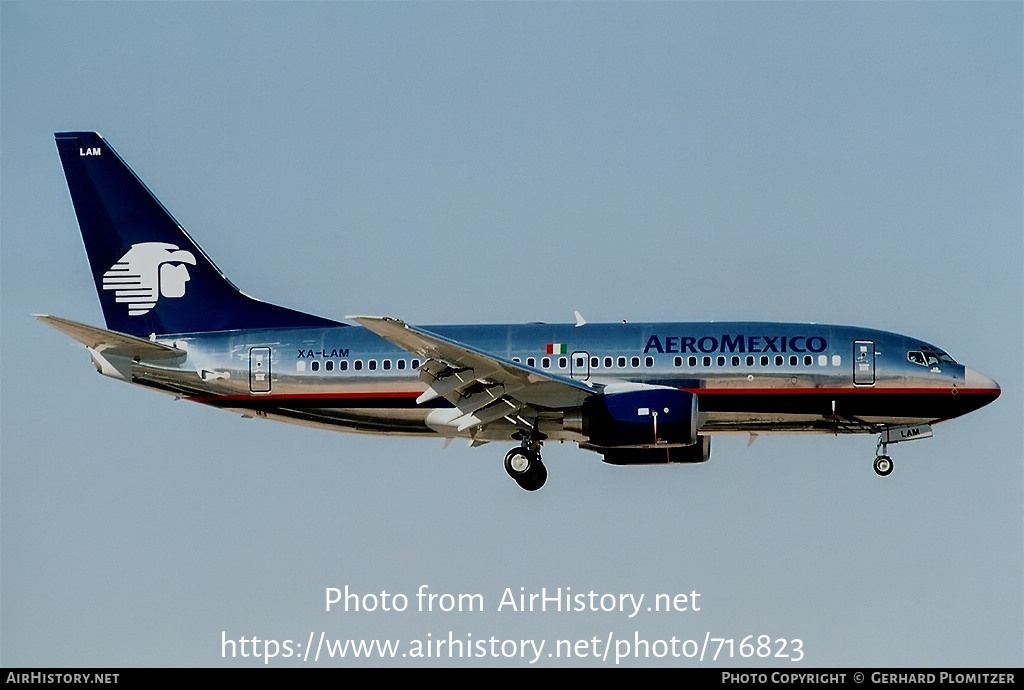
left=565, top=387, right=698, bottom=448
left=601, top=436, right=711, bottom=465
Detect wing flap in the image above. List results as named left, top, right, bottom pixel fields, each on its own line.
left=452, top=383, right=506, bottom=416
left=417, top=364, right=485, bottom=404
left=454, top=398, right=523, bottom=432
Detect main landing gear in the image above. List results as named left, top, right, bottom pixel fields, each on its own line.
left=504, top=440, right=547, bottom=491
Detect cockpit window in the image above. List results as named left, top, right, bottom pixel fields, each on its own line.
left=909, top=346, right=957, bottom=367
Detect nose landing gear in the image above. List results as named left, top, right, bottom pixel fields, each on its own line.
left=871, top=424, right=933, bottom=477
left=872, top=454, right=894, bottom=477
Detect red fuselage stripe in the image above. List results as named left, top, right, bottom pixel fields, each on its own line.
left=187, top=387, right=997, bottom=404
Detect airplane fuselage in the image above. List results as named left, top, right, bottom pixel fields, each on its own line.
left=126, top=321, right=996, bottom=443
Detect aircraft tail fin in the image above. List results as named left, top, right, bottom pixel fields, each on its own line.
left=53, top=132, right=340, bottom=337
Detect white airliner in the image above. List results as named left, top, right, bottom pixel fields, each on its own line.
left=38, top=132, right=1001, bottom=490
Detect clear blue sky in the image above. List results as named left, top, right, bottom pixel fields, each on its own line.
left=2, top=1, right=1021, bottom=667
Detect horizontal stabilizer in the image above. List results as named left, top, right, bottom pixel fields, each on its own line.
left=35, top=314, right=185, bottom=360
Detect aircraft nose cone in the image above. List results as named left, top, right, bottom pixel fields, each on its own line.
left=964, top=367, right=1000, bottom=401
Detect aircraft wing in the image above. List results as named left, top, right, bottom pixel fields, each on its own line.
left=348, top=315, right=594, bottom=433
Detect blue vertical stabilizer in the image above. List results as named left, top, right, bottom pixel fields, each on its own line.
left=54, top=131, right=340, bottom=336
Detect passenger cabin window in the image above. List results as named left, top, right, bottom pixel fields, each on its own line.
left=688, top=356, right=697, bottom=367
left=340, top=360, right=348, bottom=371
left=354, top=360, right=363, bottom=371
left=397, top=360, right=406, bottom=370
left=605, top=357, right=613, bottom=368
left=527, top=357, right=536, bottom=367
left=311, top=361, right=320, bottom=372
left=631, top=356, right=640, bottom=368
left=325, top=360, right=334, bottom=371
left=618, top=357, right=626, bottom=368
left=559, top=356, right=568, bottom=368
left=674, top=356, right=682, bottom=367
left=542, top=357, right=551, bottom=369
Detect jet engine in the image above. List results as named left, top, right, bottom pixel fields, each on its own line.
left=599, top=436, right=711, bottom=465
left=564, top=386, right=699, bottom=449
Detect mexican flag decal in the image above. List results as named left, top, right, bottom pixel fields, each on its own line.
left=545, top=343, right=567, bottom=354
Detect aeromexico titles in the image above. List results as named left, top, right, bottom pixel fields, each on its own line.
left=38, top=132, right=1000, bottom=490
